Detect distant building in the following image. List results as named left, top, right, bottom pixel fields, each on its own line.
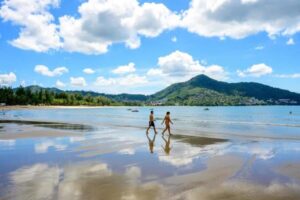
left=149, top=101, right=163, bottom=106
left=277, top=99, right=298, bottom=104
left=290, top=100, right=298, bottom=104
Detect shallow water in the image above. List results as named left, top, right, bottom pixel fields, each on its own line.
left=0, top=106, right=300, bottom=200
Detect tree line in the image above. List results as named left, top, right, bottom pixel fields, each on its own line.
left=0, top=86, right=141, bottom=106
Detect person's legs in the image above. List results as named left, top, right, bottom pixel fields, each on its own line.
left=167, top=125, right=172, bottom=135
left=146, top=122, right=151, bottom=133
left=162, top=127, right=167, bottom=135
left=153, top=126, right=158, bottom=134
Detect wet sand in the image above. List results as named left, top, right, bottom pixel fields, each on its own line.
left=276, top=163, right=300, bottom=180
left=1, top=114, right=300, bottom=200
left=0, top=120, right=92, bottom=139
left=3, top=153, right=300, bottom=200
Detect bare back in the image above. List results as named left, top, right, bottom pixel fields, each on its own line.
left=149, top=114, right=154, bottom=122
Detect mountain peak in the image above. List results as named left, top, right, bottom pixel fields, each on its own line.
left=187, top=74, right=221, bottom=88
left=189, top=74, right=217, bottom=83
left=191, top=74, right=211, bottom=80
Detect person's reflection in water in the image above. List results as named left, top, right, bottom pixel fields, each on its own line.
left=146, top=132, right=157, bottom=154
left=162, top=134, right=172, bottom=155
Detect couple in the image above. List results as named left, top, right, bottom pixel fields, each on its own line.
left=146, top=111, right=173, bottom=135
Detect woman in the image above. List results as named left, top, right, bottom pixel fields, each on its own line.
left=161, top=111, right=173, bottom=135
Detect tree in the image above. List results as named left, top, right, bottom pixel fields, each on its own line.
left=0, top=87, right=15, bottom=105
left=15, top=86, right=27, bottom=105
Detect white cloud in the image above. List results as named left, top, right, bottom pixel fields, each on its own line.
left=147, top=50, right=228, bottom=84
left=34, top=65, right=68, bottom=77
left=94, top=76, right=116, bottom=86
left=205, top=65, right=227, bottom=80
left=70, top=77, right=87, bottom=87
left=159, top=142, right=229, bottom=167
left=2, top=0, right=300, bottom=55
left=56, top=80, right=66, bottom=88
left=93, top=73, right=148, bottom=94
left=182, top=0, right=300, bottom=39
left=287, top=38, right=295, bottom=45
left=0, top=0, right=179, bottom=54
left=112, top=62, right=136, bottom=74
left=0, top=139, right=15, bottom=147
left=95, top=74, right=147, bottom=86
left=241, top=0, right=258, bottom=4
left=0, top=0, right=61, bottom=52
left=125, top=2, right=180, bottom=37
left=147, top=68, right=164, bottom=76
left=157, top=50, right=204, bottom=76
left=35, top=141, right=66, bottom=154
left=58, top=0, right=179, bottom=54
left=83, top=68, right=95, bottom=74
left=9, top=164, right=61, bottom=200
left=171, top=36, right=177, bottom=42
left=275, top=73, right=300, bottom=78
left=119, top=148, right=135, bottom=155
left=255, top=46, right=264, bottom=50
left=125, top=166, right=141, bottom=179
left=237, top=63, right=273, bottom=77
left=0, top=72, right=17, bottom=85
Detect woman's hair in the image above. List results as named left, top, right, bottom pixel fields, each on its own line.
left=166, top=111, right=170, bottom=115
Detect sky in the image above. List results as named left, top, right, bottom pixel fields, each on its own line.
left=0, top=0, right=300, bottom=94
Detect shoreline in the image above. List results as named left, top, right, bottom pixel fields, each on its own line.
left=0, top=105, right=135, bottom=110
left=1, top=104, right=299, bottom=111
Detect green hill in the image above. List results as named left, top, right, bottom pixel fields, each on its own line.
left=18, top=85, right=63, bottom=94
left=149, top=75, right=300, bottom=106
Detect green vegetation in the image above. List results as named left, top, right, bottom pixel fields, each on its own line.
left=0, top=86, right=141, bottom=106
left=1, top=75, right=300, bottom=106
left=149, top=75, right=300, bottom=106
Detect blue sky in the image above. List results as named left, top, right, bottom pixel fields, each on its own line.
left=0, top=0, right=300, bottom=94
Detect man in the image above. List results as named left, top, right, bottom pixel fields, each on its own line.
left=146, top=110, right=157, bottom=134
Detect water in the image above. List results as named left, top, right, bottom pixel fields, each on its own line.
left=3, top=106, right=300, bottom=140
left=0, top=106, right=300, bottom=200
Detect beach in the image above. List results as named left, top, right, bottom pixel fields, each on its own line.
left=1, top=106, right=300, bottom=200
